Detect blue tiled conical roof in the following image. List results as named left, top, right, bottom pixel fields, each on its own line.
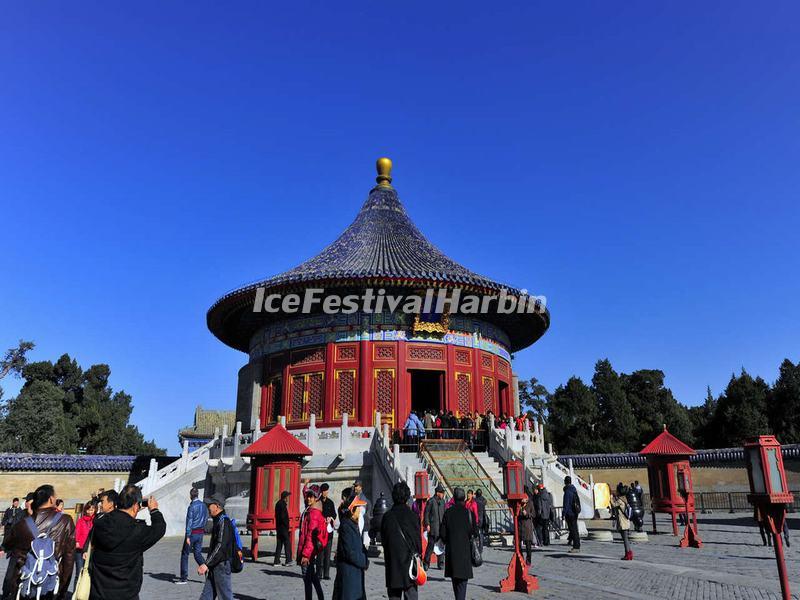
left=208, top=161, right=549, bottom=353
left=255, top=185, right=508, bottom=291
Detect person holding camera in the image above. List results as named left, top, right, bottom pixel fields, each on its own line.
left=610, top=483, right=633, bottom=561
left=90, top=485, right=166, bottom=600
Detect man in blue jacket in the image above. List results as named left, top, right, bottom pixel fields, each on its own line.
left=562, top=476, right=581, bottom=553
left=176, top=487, right=208, bottom=584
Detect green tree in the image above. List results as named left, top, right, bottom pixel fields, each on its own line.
left=0, top=340, right=34, bottom=401
left=546, top=376, right=600, bottom=454
left=3, top=353, right=164, bottom=455
left=768, top=359, right=800, bottom=444
left=518, top=377, right=549, bottom=423
left=709, top=369, right=771, bottom=447
left=688, top=386, right=717, bottom=447
left=621, top=369, right=693, bottom=448
left=1, top=380, right=71, bottom=453
left=592, top=359, right=637, bottom=452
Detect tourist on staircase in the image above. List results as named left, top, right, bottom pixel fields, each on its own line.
left=177, top=487, right=208, bottom=585
left=611, top=483, right=633, bottom=561
left=440, top=487, right=478, bottom=600
left=562, top=476, right=581, bottom=553
left=380, top=482, right=421, bottom=600
left=422, top=484, right=446, bottom=571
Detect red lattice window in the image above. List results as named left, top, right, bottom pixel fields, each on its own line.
left=374, top=345, right=395, bottom=360
left=289, top=375, right=305, bottom=421
left=456, top=373, right=471, bottom=415
left=335, top=370, right=356, bottom=419
left=482, top=376, right=494, bottom=413
left=497, top=360, right=509, bottom=376
left=408, top=346, right=445, bottom=362
left=481, top=354, right=493, bottom=370
left=292, top=347, right=325, bottom=366
left=337, top=345, right=356, bottom=361
left=375, top=369, right=395, bottom=424
left=455, top=349, right=470, bottom=365
left=307, top=372, right=324, bottom=420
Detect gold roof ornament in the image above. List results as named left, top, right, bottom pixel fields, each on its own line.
left=376, top=157, right=393, bottom=187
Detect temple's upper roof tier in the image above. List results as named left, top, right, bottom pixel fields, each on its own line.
left=207, top=159, right=549, bottom=353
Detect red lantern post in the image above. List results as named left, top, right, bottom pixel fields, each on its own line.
left=745, top=436, right=794, bottom=600
left=499, top=461, right=538, bottom=594
left=414, top=471, right=431, bottom=561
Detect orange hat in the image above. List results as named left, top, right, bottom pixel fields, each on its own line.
left=348, top=496, right=367, bottom=512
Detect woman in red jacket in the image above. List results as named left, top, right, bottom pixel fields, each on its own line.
left=298, top=485, right=328, bottom=600
left=74, top=501, right=96, bottom=581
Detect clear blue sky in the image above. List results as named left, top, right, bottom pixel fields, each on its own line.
left=2, top=2, right=799, bottom=453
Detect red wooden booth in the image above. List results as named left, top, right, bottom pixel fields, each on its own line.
left=241, top=424, right=312, bottom=560
left=640, top=426, right=700, bottom=544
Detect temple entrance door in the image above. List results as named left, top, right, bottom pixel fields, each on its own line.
left=498, top=381, right=510, bottom=416
left=409, top=369, right=444, bottom=416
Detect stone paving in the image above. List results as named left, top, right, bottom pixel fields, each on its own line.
left=1, top=514, right=797, bottom=599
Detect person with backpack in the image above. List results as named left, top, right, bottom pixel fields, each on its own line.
left=176, top=487, right=208, bottom=585
left=562, top=476, right=581, bottom=553
left=197, top=496, right=234, bottom=600
left=90, top=485, right=165, bottom=600
left=297, top=485, right=327, bottom=600
left=2, top=484, right=75, bottom=600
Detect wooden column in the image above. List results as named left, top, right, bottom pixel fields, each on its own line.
left=358, top=340, right=372, bottom=426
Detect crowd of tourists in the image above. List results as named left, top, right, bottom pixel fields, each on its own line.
left=399, top=410, right=540, bottom=451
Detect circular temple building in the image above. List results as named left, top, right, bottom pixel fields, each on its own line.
left=207, top=158, right=549, bottom=434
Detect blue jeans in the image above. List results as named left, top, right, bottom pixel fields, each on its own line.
left=199, top=561, right=232, bottom=600
left=180, top=533, right=205, bottom=580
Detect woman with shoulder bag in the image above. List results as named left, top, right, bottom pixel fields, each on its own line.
left=610, top=483, right=633, bottom=560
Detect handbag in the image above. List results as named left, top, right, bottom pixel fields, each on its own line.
left=74, top=543, right=92, bottom=600
left=469, top=511, right=483, bottom=567
left=396, top=524, right=427, bottom=587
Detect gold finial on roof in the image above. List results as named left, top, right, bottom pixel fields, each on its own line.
left=376, top=157, right=393, bottom=187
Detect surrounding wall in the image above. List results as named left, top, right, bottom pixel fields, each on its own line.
left=0, top=471, right=129, bottom=507
left=576, top=461, right=800, bottom=493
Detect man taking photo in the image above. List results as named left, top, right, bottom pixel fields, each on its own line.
left=90, top=485, right=166, bottom=600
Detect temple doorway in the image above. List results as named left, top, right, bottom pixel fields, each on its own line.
left=410, top=369, right=444, bottom=416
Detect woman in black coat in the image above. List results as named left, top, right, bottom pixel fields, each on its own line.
left=332, top=496, right=369, bottom=600
left=440, top=487, right=477, bottom=600
left=518, top=495, right=536, bottom=564
left=380, top=482, right=421, bottom=600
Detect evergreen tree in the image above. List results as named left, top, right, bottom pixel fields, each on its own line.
left=710, top=369, right=771, bottom=447
left=591, top=359, right=637, bottom=452
left=546, top=376, right=600, bottom=454
left=2, top=353, right=164, bottom=455
left=517, top=377, right=549, bottom=423
left=0, top=340, right=34, bottom=402
left=768, top=359, right=800, bottom=444
left=688, top=386, right=717, bottom=448
left=1, top=380, right=71, bottom=453
left=621, top=369, right=693, bottom=448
